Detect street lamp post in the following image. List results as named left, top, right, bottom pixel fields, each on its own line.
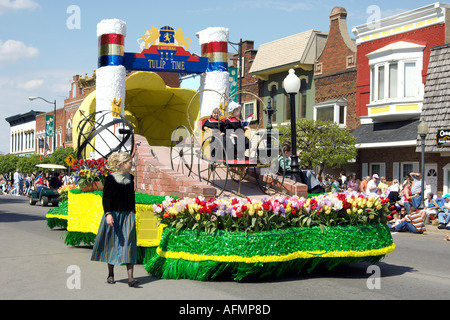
left=29, top=96, right=57, bottom=152
left=283, top=69, right=302, bottom=183
left=417, top=121, right=429, bottom=209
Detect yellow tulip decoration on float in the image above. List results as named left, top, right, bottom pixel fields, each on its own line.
left=72, top=71, right=201, bottom=152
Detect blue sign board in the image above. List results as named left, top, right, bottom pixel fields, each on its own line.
left=125, top=26, right=208, bottom=74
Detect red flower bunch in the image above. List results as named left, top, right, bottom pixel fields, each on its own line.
left=71, top=158, right=111, bottom=186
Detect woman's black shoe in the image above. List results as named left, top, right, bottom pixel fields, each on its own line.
left=128, top=279, right=139, bottom=287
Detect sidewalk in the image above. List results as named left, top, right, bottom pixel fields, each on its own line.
left=422, top=222, right=450, bottom=235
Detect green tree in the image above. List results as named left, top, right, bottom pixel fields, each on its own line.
left=278, top=119, right=357, bottom=177
left=48, top=147, right=76, bottom=167
left=0, top=154, right=20, bottom=175
left=17, top=154, right=44, bottom=174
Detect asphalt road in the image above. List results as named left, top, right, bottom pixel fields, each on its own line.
left=1, top=194, right=449, bottom=302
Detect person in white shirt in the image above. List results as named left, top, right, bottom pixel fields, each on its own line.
left=11, top=169, right=20, bottom=196
left=437, top=194, right=450, bottom=229
left=367, top=174, right=379, bottom=195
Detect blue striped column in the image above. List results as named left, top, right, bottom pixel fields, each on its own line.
left=95, top=19, right=127, bottom=158
left=197, top=27, right=230, bottom=118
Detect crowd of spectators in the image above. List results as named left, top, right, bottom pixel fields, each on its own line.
left=0, top=170, right=73, bottom=196
left=319, top=171, right=450, bottom=236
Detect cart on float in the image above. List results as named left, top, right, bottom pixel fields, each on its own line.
left=170, top=90, right=287, bottom=197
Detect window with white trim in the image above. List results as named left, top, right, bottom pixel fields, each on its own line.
left=368, top=42, right=425, bottom=104
left=313, top=100, right=347, bottom=128
left=370, top=162, right=385, bottom=178
left=242, top=100, right=257, bottom=123
left=400, top=161, right=419, bottom=181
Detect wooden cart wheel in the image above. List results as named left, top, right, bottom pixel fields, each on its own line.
left=170, top=125, right=194, bottom=177
left=230, top=166, right=248, bottom=183
left=254, top=135, right=286, bottom=196
left=197, top=135, right=229, bottom=197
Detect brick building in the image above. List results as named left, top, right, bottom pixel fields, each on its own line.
left=230, top=40, right=264, bottom=129
left=313, top=7, right=358, bottom=131
left=34, top=72, right=96, bottom=155
left=351, top=2, right=450, bottom=194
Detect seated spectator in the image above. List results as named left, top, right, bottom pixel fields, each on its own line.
left=278, top=142, right=292, bottom=175
left=435, top=191, right=445, bottom=209
left=378, top=176, right=388, bottom=195
left=366, top=174, right=379, bottom=196
left=418, top=192, right=439, bottom=222
left=387, top=189, right=403, bottom=214
left=49, top=173, right=62, bottom=189
left=35, top=174, right=49, bottom=196
left=388, top=211, right=403, bottom=227
left=385, top=179, right=400, bottom=197
left=323, top=175, right=332, bottom=193
left=359, top=176, right=370, bottom=194
left=391, top=211, right=426, bottom=234
left=346, top=173, right=358, bottom=192
left=437, top=194, right=450, bottom=229
left=331, top=176, right=341, bottom=193
left=339, top=172, right=347, bottom=188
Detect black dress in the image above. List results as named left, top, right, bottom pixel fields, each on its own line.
left=91, top=173, right=137, bottom=265
left=222, top=117, right=250, bottom=160
left=202, top=118, right=224, bottom=159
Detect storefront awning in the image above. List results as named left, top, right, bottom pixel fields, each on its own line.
left=351, top=119, right=419, bottom=149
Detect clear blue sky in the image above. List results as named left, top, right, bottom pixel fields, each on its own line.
left=0, top=0, right=433, bottom=154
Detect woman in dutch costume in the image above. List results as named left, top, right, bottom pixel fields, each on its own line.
left=91, top=152, right=139, bottom=287
left=222, top=102, right=250, bottom=160
left=202, top=107, right=225, bottom=159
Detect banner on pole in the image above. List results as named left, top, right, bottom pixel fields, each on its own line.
left=46, top=115, right=54, bottom=137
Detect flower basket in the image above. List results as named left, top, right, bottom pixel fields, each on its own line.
left=71, top=158, right=110, bottom=191
left=79, top=181, right=104, bottom=192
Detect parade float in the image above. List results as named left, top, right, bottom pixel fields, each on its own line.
left=146, top=194, right=394, bottom=281
left=45, top=19, right=394, bottom=281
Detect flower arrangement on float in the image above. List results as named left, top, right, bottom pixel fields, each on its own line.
left=57, top=184, right=77, bottom=201
left=153, top=192, right=391, bottom=234
left=70, top=158, right=111, bottom=191
left=146, top=191, right=395, bottom=281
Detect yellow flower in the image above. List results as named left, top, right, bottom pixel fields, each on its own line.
left=369, top=214, right=375, bottom=219
left=347, top=209, right=352, bottom=215
left=195, top=214, right=201, bottom=221
left=357, top=209, right=363, bottom=214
